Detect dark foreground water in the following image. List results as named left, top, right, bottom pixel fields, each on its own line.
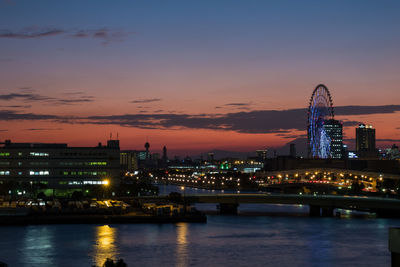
left=0, top=185, right=397, bottom=267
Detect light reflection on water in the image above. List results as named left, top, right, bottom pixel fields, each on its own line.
left=22, top=226, right=55, bottom=266
left=0, top=184, right=396, bottom=267
left=0, top=215, right=396, bottom=267
left=176, top=223, right=188, bottom=267
left=92, top=225, right=119, bottom=267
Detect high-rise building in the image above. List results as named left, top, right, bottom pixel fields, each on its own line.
left=256, top=149, right=268, bottom=161
left=207, top=152, right=214, bottom=162
left=356, top=123, right=377, bottom=158
left=323, top=119, right=343, bottom=159
left=162, top=146, right=168, bottom=162
left=289, top=144, right=296, bottom=158
left=144, top=142, right=150, bottom=160
left=120, top=150, right=139, bottom=172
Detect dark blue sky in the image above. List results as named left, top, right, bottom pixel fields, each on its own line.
left=0, top=0, right=399, bottom=153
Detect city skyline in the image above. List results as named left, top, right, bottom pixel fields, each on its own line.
left=1, top=1, right=400, bottom=155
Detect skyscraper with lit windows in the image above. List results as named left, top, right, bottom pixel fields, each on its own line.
left=356, top=123, right=377, bottom=158
left=323, top=119, right=343, bottom=159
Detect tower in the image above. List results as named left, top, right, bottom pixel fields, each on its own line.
left=356, top=123, right=377, bottom=158
left=289, top=144, right=296, bottom=158
left=145, top=142, right=150, bottom=160
left=323, top=119, right=343, bottom=159
left=162, top=146, right=168, bottom=161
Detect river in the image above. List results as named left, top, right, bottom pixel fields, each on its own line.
left=0, top=184, right=397, bottom=267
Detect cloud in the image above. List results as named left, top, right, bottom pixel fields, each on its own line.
left=335, top=105, right=400, bottom=115
left=0, top=110, right=59, bottom=121
left=0, top=92, right=94, bottom=105
left=63, top=92, right=86, bottom=95
left=130, top=98, right=162, bottom=104
left=0, top=105, right=31, bottom=108
left=24, top=128, right=62, bottom=131
left=0, top=28, right=64, bottom=39
left=53, top=97, right=94, bottom=105
left=225, top=103, right=251, bottom=107
left=0, top=104, right=399, bottom=135
left=70, top=28, right=129, bottom=45
left=0, top=27, right=130, bottom=44
left=0, top=93, right=52, bottom=101
left=215, top=102, right=253, bottom=110
left=81, top=105, right=400, bottom=134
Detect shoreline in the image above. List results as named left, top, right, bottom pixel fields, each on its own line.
left=0, top=212, right=207, bottom=225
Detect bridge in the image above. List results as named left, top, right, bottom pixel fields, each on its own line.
left=139, top=193, right=400, bottom=217
left=258, top=168, right=400, bottom=180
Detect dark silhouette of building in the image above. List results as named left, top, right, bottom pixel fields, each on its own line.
left=162, top=146, right=168, bottom=161
left=356, top=123, right=377, bottom=158
left=256, top=149, right=268, bottom=161
left=289, top=144, right=296, bottom=158
left=145, top=142, right=150, bottom=160
left=207, top=152, right=214, bottom=162
left=160, top=145, right=168, bottom=168
left=324, top=119, right=343, bottom=159
left=120, top=150, right=139, bottom=171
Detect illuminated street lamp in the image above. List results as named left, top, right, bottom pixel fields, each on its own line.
left=102, top=179, right=110, bottom=198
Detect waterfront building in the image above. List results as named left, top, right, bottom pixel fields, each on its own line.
left=0, top=139, right=120, bottom=190
left=356, top=123, right=378, bottom=158
left=256, top=149, right=268, bottom=161
left=120, top=150, right=139, bottom=172
left=323, top=119, right=343, bottom=159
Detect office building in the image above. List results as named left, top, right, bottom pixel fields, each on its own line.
left=256, top=149, right=268, bottom=161
left=120, top=150, right=139, bottom=172
left=323, top=119, right=343, bottom=159
left=0, top=139, right=120, bottom=189
left=356, top=123, right=377, bottom=158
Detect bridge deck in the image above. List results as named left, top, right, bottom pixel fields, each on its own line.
left=142, top=194, right=400, bottom=212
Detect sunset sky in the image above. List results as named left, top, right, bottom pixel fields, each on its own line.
left=0, top=0, right=399, bottom=156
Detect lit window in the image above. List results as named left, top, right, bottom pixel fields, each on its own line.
left=29, top=170, right=49, bottom=175
left=30, top=152, right=49, bottom=157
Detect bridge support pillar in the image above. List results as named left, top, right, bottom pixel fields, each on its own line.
left=219, top=203, right=238, bottom=215
left=389, top=228, right=400, bottom=267
left=321, top=207, right=334, bottom=217
left=309, top=205, right=321, bottom=217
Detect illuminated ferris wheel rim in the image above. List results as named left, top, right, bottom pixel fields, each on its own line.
left=307, top=84, right=335, bottom=158
left=307, top=84, right=334, bottom=121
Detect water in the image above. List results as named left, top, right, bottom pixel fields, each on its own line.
left=0, top=185, right=397, bottom=267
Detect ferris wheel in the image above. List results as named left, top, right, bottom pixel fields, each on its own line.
left=307, top=84, right=334, bottom=158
